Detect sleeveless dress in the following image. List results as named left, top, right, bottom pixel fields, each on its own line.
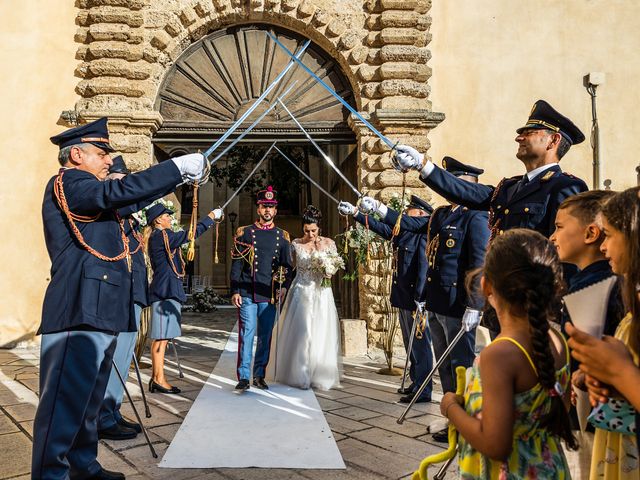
left=266, top=240, right=341, bottom=390
left=458, top=332, right=571, bottom=479
left=589, top=313, right=639, bottom=479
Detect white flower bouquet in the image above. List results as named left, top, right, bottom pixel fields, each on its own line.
left=309, top=250, right=346, bottom=287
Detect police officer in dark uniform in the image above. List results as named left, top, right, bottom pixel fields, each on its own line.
left=412, top=158, right=490, bottom=442
left=392, top=100, right=589, bottom=241
left=338, top=194, right=434, bottom=403
left=230, top=186, right=293, bottom=392
left=34, top=118, right=206, bottom=480
left=96, top=156, right=151, bottom=441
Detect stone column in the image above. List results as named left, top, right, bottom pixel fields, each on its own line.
left=73, top=0, right=162, bottom=170
left=353, top=0, right=444, bottom=347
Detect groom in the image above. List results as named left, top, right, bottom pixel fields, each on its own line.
left=230, top=186, right=293, bottom=391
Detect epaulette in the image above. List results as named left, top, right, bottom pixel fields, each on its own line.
left=281, top=229, right=290, bottom=242
left=540, top=170, right=558, bottom=182
left=561, top=171, right=578, bottom=179
left=235, top=225, right=248, bottom=238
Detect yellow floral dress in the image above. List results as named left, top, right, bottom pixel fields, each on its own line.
left=590, top=313, right=639, bottom=479
left=458, top=333, right=571, bottom=479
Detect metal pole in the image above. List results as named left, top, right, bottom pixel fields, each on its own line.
left=400, top=312, right=420, bottom=393
left=131, top=354, right=152, bottom=418
left=588, top=85, right=601, bottom=189
left=112, top=361, right=158, bottom=458
left=397, top=326, right=467, bottom=424
left=171, top=339, right=184, bottom=379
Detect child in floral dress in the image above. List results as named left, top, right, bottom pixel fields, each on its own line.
left=440, top=229, right=576, bottom=479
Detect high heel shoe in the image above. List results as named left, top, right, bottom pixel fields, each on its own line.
left=148, top=379, right=181, bottom=394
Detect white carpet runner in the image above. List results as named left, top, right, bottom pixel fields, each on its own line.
left=159, top=323, right=346, bottom=469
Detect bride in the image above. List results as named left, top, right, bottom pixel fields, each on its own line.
left=267, top=205, right=341, bottom=390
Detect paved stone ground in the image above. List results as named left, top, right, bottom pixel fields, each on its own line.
left=0, top=309, right=458, bottom=480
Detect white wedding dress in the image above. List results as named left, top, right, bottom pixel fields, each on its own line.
left=267, top=239, right=341, bottom=390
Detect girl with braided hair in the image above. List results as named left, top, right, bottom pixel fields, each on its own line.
left=567, top=186, right=640, bottom=479
left=440, top=228, right=575, bottom=479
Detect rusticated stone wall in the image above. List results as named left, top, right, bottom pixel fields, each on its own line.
left=70, top=0, right=443, bottom=348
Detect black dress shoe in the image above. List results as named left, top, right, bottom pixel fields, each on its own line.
left=98, top=424, right=137, bottom=441
left=399, top=392, right=431, bottom=404
left=432, top=427, right=449, bottom=443
left=235, top=379, right=250, bottom=391
left=148, top=379, right=181, bottom=394
left=85, top=468, right=125, bottom=480
left=117, top=416, right=141, bottom=433
left=397, top=383, right=415, bottom=394
left=253, top=377, right=269, bottom=390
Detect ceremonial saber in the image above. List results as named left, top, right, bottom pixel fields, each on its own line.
left=219, top=142, right=276, bottom=211
left=112, top=361, right=158, bottom=458
left=207, top=83, right=297, bottom=167
left=203, top=38, right=311, bottom=160
left=433, top=452, right=457, bottom=480
left=273, top=266, right=287, bottom=379
left=400, top=312, right=421, bottom=393
left=267, top=32, right=396, bottom=150
left=277, top=100, right=361, bottom=198
left=131, top=354, right=152, bottom=418
left=273, top=146, right=339, bottom=204
left=170, top=339, right=184, bottom=378
left=397, top=326, right=467, bottom=424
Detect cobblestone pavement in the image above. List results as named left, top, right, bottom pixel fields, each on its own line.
left=0, top=308, right=457, bottom=480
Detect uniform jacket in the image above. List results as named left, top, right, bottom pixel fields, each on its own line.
left=423, top=164, right=588, bottom=239
left=40, top=161, right=182, bottom=334
left=230, top=223, right=293, bottom=303
left=353, top=209, right=429, bottom=311
left=148, top=215, right=214, bottom=304
left=409, top=206, right=490, bottom=317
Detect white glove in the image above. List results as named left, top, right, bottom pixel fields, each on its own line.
left=358, top=196, right=379, bottom=215
left=171, top=153, right=206, bottom=182
left=392, top=145, right=425, bottom=172
left=462, top=308, right=481, bottom=332
left=338, top=201, right=357, bottom=216
left=211, top=208, right=224, bottom=221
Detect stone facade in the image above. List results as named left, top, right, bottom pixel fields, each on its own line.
left=69, top=0, right=444, bottom=347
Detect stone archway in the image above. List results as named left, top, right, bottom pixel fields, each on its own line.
left=68, top=0, right=445, bottom=347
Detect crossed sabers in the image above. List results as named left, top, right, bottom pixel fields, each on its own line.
left=200, top=32, right=399, bottom=210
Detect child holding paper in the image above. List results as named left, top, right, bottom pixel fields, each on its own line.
left=440, top=229, right=576, bottom=479
left=550, top=190, right=625, bottom=477
left=566, top=187, right=640, bottom=479
left=551, top=190, right=623, bottom=338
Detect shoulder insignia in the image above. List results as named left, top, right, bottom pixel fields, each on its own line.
left=282, top=229, right=290, bottom=242
left=540, top=170, right=557, bottom=182
left=561, top=172, right=577, bottom=179
left=235, top=225, right=248, bottom=238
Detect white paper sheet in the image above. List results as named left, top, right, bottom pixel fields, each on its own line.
left=563, top=276, right=617, bottom=431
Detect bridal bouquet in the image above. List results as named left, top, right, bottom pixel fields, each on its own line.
left=310, top=250, right=345, bottom=287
